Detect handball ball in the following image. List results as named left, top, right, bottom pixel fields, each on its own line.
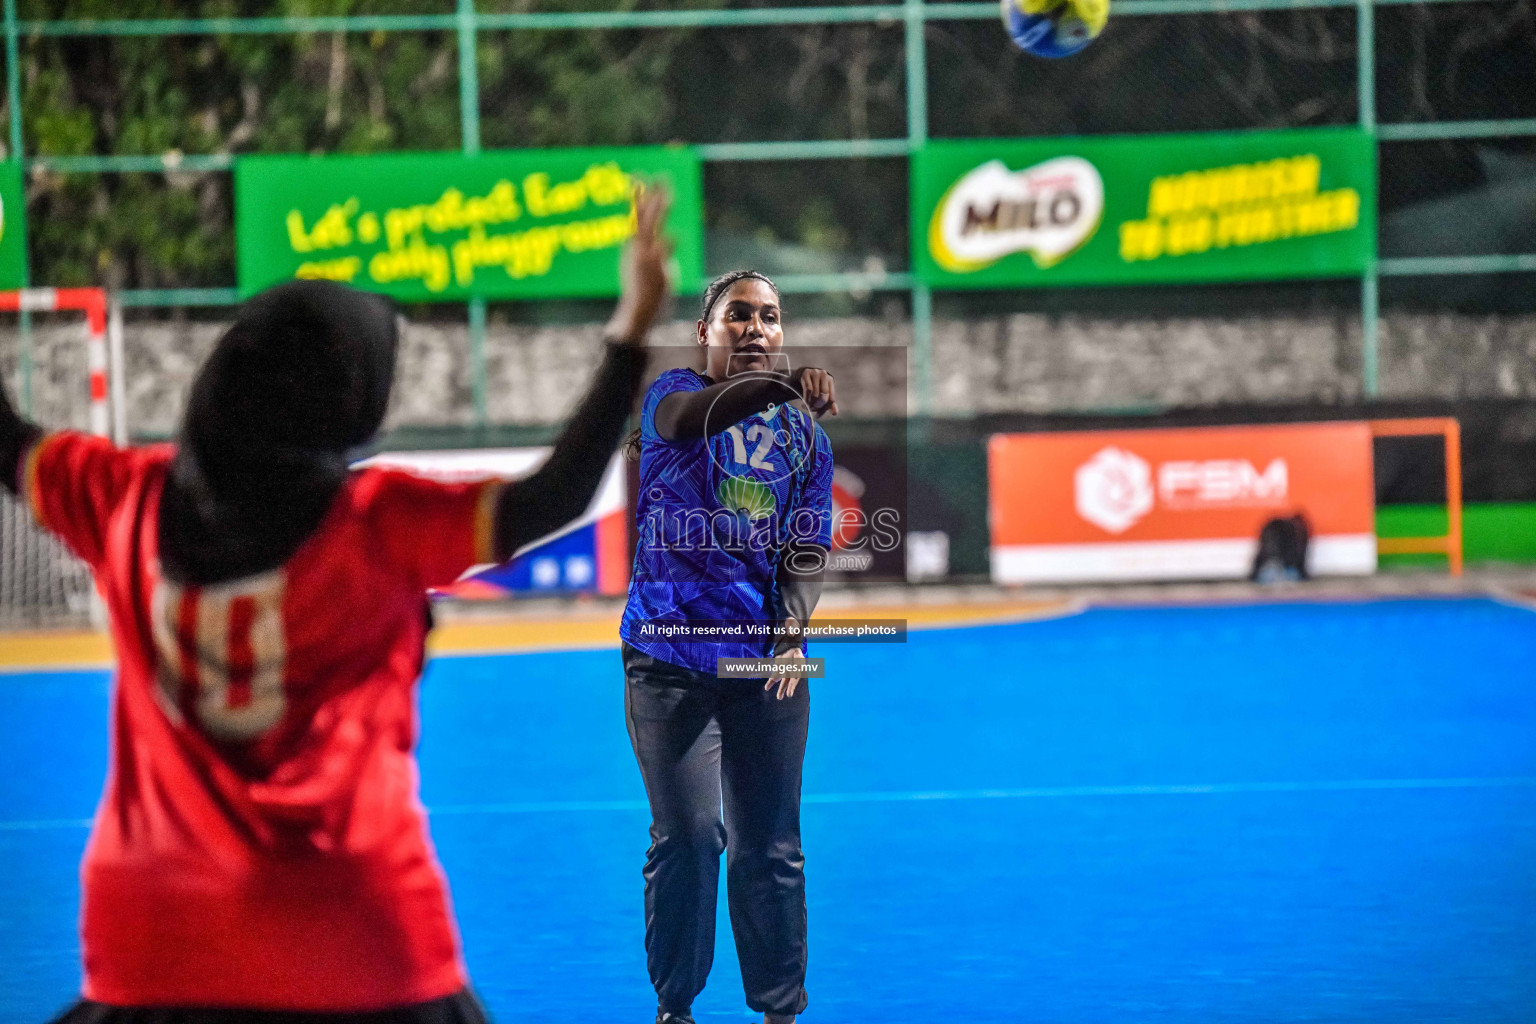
left=1001, top=0, right=1109, bottom=58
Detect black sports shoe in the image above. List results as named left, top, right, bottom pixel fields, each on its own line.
left=656, top=1011, right=696, bottom=1024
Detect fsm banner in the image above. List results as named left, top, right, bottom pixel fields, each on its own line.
left=915, top=128, right=1375, bottom=288
left=0, top=163, right=26, bottom=290
left=988, top=423, right=1377, bottom=583
left=362, top=448, right=630, bottom=597
left=235, top=147, right=703, bottom=301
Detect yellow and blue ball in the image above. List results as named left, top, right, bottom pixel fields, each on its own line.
left=1001, top=0, right=1109, bottom=58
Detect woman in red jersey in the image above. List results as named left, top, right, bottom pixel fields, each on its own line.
left=1, top=189, right=673, bottom=1024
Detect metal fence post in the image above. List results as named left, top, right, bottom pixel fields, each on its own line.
left=458, top=0, right=489, bottom=427
left=4, top=0, right=30, bottom=417
left=468, top=297, right=488, bottom=425
left=457, top=0, right=481, bottom=156
left=905, top=0, right=933, bottom=418
left=1358, top=0, right=1379, bottom=398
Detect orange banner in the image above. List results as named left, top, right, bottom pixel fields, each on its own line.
left=988, top=422, right=1376, bottom=583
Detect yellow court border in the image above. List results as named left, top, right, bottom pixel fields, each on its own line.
left=0, top=599, right=1081, bottom=673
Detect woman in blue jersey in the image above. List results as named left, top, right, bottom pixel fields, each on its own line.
left=619, top=270, right=838, bottom=1024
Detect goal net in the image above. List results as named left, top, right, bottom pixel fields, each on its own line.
left=0, top=289, right=112, bottom=630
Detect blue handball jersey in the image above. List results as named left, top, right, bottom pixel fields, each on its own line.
left=620, top=367, right=834, bottom=674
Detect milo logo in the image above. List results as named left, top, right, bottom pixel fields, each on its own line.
left=928, top=156, right=1104, bottom=273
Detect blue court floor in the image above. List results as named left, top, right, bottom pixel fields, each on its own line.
left=2, top=597, right=1534, bottom=1023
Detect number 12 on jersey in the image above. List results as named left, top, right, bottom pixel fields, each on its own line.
left=725, top=423, right=778, bottom=472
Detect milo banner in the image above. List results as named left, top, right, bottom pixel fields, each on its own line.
left=235, top=146, right=703, bottom=301
left=915, top=128, right=1375, bottom=288
left=0, top=162, right=26, bottom=290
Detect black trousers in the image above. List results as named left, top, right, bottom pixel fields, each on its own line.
left=622, top=643, right=810, bottom=1018
left=46, top=991, right=489, bottom=1024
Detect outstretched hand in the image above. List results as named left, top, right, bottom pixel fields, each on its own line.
left=792, top=367, right=838, bottom=419
left=606, top=183, right=674, bottom=346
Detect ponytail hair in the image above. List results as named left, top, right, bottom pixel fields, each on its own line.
left=624, top=270, right=782, bottom=463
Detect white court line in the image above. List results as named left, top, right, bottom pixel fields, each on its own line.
left=432, top=797, right=649, bottom=816
left=0, top=816, right=93, bottom=832
left=7, top=777, right=1534, bottom=832
left=795, top=776, right=1536, bottom=804
left=1488, top=587, right=1536, bottom=615
left=426, top=776, right=1536, bottom=818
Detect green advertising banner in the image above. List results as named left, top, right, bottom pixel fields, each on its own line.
left=236, top=146, right=703, bottom=301
left=914, top=128, right=1375, bottom=289
left=0, top=163, right=27, bottom=290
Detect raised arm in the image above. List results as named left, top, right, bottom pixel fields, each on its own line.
left=653, top=367, right=837, bottom=444
left=0, top=372, right=42, bottom=496
left=491, top=185, right=672, bottom=561
left=491, top=341, right=645, bottom=560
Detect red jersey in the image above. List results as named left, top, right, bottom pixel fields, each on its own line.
left=23, top=431, right=503, bottom=1011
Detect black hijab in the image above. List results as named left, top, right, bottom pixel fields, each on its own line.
left=158, top=281, right=399, bottom=586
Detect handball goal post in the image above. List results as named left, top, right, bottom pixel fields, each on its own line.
left=0, top=287, right=121, bottom=628
left=1370, top=417, right=1463, bottom=576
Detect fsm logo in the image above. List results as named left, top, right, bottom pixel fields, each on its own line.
left=1074, top=446, right=1293, bottom=534
left=1159, top=458, right=1288, bottom=507
left=1074, top=447, right=1154, bottom=534
left=929, top=156, right=1104, bottom=273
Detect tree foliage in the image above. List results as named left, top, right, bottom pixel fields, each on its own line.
left=3, top=0, right=1532, bottom=289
